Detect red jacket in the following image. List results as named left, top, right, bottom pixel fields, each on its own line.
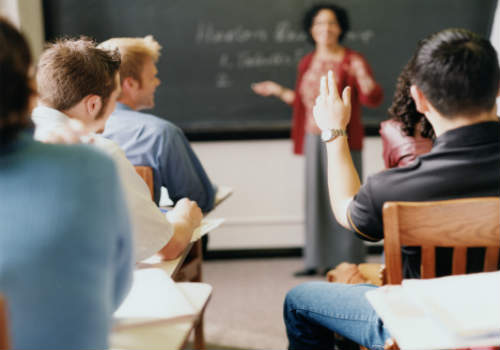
left=291, top=49, right=383, bottom=154
left=379, top=119, right=433, bottom=169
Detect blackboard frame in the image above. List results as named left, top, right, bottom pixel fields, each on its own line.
left=43, top=0, right=498, bottom=140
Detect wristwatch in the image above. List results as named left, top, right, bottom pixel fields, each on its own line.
left=320, top=128, right=348, bottom=143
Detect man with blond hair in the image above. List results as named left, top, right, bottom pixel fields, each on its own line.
left=100, top=36, right=216, bottom=212
left=32, top=37, right=203, bottom=262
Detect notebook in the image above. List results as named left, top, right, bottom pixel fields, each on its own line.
left=114, top=268, right=196, bottom=329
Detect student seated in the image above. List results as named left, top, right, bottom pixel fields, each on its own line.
left=380, top=61, right=434, bottom=169
left=284, top=28, right=500, bottom=349
left=0, top=18, right=132, bottom=349
left=32, top=37, right=202, bottom=262
left=98, top=36, right=216, bottom=212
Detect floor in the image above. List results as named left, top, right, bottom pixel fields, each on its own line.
left=199, top=256, right=383, bottom=349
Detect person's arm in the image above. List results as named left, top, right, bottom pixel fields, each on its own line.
left=105, top=162, right=133, bottom=311
left=251, top=81, right=295, bottom=105
left=159, top=198, right=202, bottom=260
left=346, top=55, right=383, bottom=107
left=313, top=70, right=361, bottom=229
left=161, top=125, right=216, bottom=213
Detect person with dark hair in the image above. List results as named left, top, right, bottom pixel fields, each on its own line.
left=380, top=60, right=433, bottom=168
left=253, top=3, right=383, bottom=276
left=0, top=17, right=133, bottom=349
left=32, top=37, right=203, bottom=262
left=284, top=28, right=499, bottom=349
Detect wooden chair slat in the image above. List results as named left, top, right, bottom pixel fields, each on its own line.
left=452, top=247, right=467, bottom=275
left=134, top=166, right=154, bottom=201
left=0, top=295, right=9, bottom=350
left=421, top=246, right=436, bottom=279
left=383, top=203, right=403, bottom=284
left=484, top=247, right=500, bottom=272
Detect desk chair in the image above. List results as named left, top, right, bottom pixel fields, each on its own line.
left=0, top=294, right=9, bottom=349
left=383, top=197, right=500, bottom=284
left=133, top=166, right=206, bottom=349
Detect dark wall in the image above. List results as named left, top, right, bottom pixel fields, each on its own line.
left=43, top=0, right=497, bottom=139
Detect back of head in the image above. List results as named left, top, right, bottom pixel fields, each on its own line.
left=37, top=37, right=121, bottom=111
left=99, top=36, right=161, bottom=84
left=410, top=28, right=500, bottom=118
left=0, top=17, right=32, bottom=145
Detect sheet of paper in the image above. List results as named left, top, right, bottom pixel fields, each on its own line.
left=402, top=271, right=500, bottom=338
left=114, top=268, right=196, bottom=329
left=191, top=217, right=225, bottom=242
left=366, top=271, right=500, bottom=350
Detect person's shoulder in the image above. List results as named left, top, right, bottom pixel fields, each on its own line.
left=297, top=51, right=315, bottom=70
left=344, top=48, right=365, bottom=61
left=367, top=161, right=421, bottom=191
left=379, top=119, right=405, bottom=140
left=92, top=134, right=123, bottom=155
left=132, top=111, right=181, bottom=134
left=28, top=140, right=116, bottom=177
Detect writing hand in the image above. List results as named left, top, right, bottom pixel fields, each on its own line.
left=168, top=198, right=203, bottom=232
left=313, top=70, right=351, bottom=131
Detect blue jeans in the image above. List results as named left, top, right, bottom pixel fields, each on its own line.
left=284, top=282, right=391, bottom=350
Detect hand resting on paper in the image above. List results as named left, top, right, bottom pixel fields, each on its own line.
left=159, top=198, right=202, bottom=260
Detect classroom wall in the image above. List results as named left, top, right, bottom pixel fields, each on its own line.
left=0, top=0, right=45, bottom=59
left=192, top=137, right=385, bottom=250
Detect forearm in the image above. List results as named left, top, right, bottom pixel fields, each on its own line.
left=159, top=220, right=193, bottom=260
left=278, top=87, right=296, bottom=105
left=325, top=136, right=361, bottom=228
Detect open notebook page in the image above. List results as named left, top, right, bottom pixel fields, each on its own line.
left=114, top=268, right=196, bottom=329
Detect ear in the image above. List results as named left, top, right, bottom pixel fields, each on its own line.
left=84, top=94, right=103, bottom=120
left=123, top=77, right=139, bottom=92
left=410, top=85, right=429, bottom=114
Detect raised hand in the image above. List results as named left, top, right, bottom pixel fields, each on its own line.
left=313, top=70, right=351, bottom=131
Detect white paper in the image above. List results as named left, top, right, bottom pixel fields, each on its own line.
left=114, top=268, right=196, bottom=329
left=366, top=271, right=500, bottom=350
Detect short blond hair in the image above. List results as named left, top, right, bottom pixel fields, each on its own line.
left=99, top=35, right=161, bottom=85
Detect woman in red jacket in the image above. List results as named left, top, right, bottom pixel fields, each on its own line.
left=253, top=3, right=383, bottom=276
left=380, top=59, right=433, bottom=169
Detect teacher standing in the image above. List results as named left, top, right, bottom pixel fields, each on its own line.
left=252, top=3, right=383, bottom=276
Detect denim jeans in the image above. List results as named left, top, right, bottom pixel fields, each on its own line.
left=284, top=282, right=391, bottom=350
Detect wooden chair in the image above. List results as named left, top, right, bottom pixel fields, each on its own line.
left=383, top=197, right=500, bottom=285
left=0, top=294, right=10, bottom=349
left=133, top=166, right=207, bottom=349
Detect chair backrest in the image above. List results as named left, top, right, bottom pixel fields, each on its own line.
left=0, top=294, right=9, bottom=349
left=383, top=197, right=500, bottom=284
left=134, top=166, right=154, bottom=201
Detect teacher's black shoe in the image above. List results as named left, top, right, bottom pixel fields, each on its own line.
left=293, top=268, right=317, bottom=277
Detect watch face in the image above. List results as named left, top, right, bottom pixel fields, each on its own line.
left=321, top=129, right=333, bottom=142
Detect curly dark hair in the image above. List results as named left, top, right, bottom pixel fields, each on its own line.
left=0, top=17, right=33, bottom=145
left=388, top=59, right=434, bottom=139
left=303, top=3, right=350, bottom=44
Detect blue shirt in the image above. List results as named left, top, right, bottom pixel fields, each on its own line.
left=103, top=103, right=216, bottom=212
left=0, top=133, right=133, bottom=349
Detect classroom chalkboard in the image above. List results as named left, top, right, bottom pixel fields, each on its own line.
left=43, top=0, right=497, bottom=138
